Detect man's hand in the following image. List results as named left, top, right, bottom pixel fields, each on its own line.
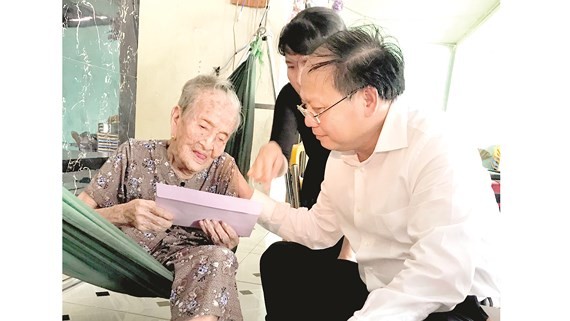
left=247, top=141, right=287, bottom=192
left=199, top=219, right=240, bottom=250
left=124, top=199, right=174, bottom=232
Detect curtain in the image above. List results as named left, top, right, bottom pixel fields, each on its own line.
left=225, top=36, right=263, bottom=174
left=62, top=187, right=173, bottom=298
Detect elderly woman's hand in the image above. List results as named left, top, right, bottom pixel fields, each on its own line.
left=199, top=219, right=240, bottom=250
left=125, top=199, right=174, bottom=232
left=77, top=192, right=173, bottom=231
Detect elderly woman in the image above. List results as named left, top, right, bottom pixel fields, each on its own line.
left=78, top=74, right=246, bottom=321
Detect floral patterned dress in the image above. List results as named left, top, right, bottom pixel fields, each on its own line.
left=84, top=139, right=243, bottom=321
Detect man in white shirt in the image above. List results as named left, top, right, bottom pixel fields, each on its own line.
left=241, top=24, right=500, bottom=321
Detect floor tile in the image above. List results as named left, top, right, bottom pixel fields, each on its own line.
left=62, top=302, right=169, bottom=321
left=237, top=224, right=270, bottom=253
left=242, top=308, right=267, bottom=321
left=235, top=252, right=263, bottom=285
left=237, top=281, right=266, bottom=321
left=63, top=283, right=171, bottom=319
left=251, top=231, right=281, bottom=255
left=62, top=223, right=277, bottom=321
left=249, top=224, right=271, bottom=243
left=235, top=247, right=251, bottom=263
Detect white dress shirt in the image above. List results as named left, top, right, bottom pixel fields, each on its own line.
left=252, top=100, right=501, bottom=321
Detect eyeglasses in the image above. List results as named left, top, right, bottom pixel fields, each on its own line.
left=297, top=88, right=360, bottom=124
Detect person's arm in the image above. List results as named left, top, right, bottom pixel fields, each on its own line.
left=349, top=137, right=498, bottom=321
left=78, top=191, right=129, bottom=224
left=78, top=191, right=173, bottom=231
left=270, top=84, right=300, bottom=160
left=247, top=142, right=288, bottom=190
left=78, top=140, right=173, bottom=232
left=250, top=175, right=343, bottom=250
left=247, top=86, right=299, bottom=188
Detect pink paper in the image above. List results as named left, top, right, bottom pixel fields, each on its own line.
left=155, top=183, right=262, bottom=237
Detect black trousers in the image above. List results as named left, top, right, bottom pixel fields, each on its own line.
left=259, top=241, right=489, bottom=321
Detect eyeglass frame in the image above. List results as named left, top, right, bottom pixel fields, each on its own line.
left=296, top=88, right=361, bottom=124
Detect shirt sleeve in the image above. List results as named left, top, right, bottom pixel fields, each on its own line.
left=270, top=84, right=300, bottom=161
left=251, top=187, right=343, bottom=250
left=350, top=136, right=495, bottom=321
left=83, top=140, right=131, bottom=207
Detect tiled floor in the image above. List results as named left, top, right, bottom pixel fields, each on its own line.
left=62, top=223, right=283, bottom=321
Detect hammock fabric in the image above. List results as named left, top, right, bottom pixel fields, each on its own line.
left=62, top=186, right=173, bottom=298
left=225, top=36, right=262, bottom=174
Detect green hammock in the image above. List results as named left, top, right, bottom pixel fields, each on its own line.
left=62, top=41, right=261, bottom=297
left=62, top=186, right=173, bottom=298
left=225, top=36, right=262, bottom=174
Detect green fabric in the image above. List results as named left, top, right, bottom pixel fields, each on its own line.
left=62, top=187, right=173, bottom=298
left=225, top=36, right=262, bottom=174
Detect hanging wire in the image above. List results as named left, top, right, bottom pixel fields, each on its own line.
left=257, top=3, right=270, bottom=32
left=214, top=2, right=271, bottom=76
left=215, top=43, right=250, bottom=76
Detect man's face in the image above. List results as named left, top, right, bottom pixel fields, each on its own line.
left=299, top=57, right=361, bottom=152
left=170, top=89, right=236, bottom=176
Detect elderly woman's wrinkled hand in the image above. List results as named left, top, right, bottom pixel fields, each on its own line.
left=126, top=199, right=174, bottom=232
left=199, top=219, right=239, bottom=250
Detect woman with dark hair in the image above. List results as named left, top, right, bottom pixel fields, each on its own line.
left=271, top=6, right=346, bottom=210
left=247, top=6, right=357, bottom=321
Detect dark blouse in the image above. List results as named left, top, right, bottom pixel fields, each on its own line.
left=269, top=83, right=331, bottom=209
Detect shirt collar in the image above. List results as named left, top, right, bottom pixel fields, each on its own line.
left=340, top=98, right=408, bottom=165
left=374, top=98, right=408, bottom=153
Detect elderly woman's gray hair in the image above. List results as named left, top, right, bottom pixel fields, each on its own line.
left=178, top=74, right=242, bottom=134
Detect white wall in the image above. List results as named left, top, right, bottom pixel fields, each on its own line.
left=398, top=42, right=454, bottom=112
left=446, top=5, right=504, bottom=148
left=134, top=1, right=456, bottom=168
left=135, top=0, right=292, bottom=139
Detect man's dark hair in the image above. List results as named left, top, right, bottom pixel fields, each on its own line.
left=309, top=24, right=405, bottom=101
left=278, top=6, right=346, bottom=56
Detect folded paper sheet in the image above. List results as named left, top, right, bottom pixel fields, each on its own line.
left=155, top=183, right=262, bottom=237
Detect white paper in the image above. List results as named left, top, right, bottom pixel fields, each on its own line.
left=155, top=183, right=262, bottom=237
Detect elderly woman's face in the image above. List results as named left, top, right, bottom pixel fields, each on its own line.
left=170, top=89, right=236, bottom=176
